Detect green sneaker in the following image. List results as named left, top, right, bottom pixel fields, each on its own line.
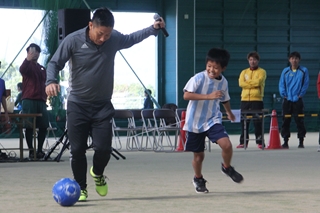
left=78, top=189, right=88, bottom=202
left=90, top=166, right=108, bottom=196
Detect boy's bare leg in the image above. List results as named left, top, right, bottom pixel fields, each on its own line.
left=192, top=151, right=208, bottom=193
left=192, top=152, right=205, bottom=177
left=216, top=137, right=233, bottom=167
left=217, top=137, right=244, bottom=183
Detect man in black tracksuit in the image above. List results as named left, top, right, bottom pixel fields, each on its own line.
left=45, top=7, right=165, bottom=201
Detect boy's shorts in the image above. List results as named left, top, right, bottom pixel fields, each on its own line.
left=185, top=124, right=229, bottom=152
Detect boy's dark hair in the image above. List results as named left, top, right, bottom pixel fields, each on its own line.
left=206, top=48, right=230, bottom=68
left=289, top=51, right=301, bottom=59
left=247, top=51, right=260, bottom=61
left=92, top=7, right=114, bottom=28
left=17, top=82, right=23, bottom=90
left=26, top=43, right=41, bottom=53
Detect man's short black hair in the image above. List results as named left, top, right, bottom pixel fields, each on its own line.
left=26, top=43, right=41, bottom=53
left=289, top=51, right=301, bottom=59
left=91, top=7, right=114, bottom=28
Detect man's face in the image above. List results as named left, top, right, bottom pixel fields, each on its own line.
left=206, top=60, right=226, bottom=79
left=248, top=56, right=259, bottom=69
left=289, top=56, right=300, bottom=68
left=88, top=22, right=113, bottom=45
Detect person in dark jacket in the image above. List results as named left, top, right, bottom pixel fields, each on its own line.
left=0, top=74, right=9, bottom=159
left=19, top=43, right=49, bottom=159
left=0, top=77, right=9, bottom=123
left=317, top=71, right=320, bottom=152
left=143, top=89, right=154, bottom=109
left=15, top=82, right=23, bottom=110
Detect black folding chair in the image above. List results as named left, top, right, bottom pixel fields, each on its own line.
left=112, top=109, right=141, bottom=150
left=153, top=109, right=180, bottom=152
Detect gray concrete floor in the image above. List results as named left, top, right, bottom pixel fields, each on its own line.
left=0, top=132, right=320, bottom=213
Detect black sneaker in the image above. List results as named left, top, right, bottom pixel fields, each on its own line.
left=298, top=144, right=304, bottom=148
left=29, top=151, right=35, bottom=160
left=256, top=135, right=262, bottom=143
left=282, top=143, right=289, bottom=149
left=36, top=150, right=45, bottom=159
left=192, top=176, right=209, bottom=193
left=221, top=163, right=244, bottom=183
left=0, top=152, right=8, bottom=160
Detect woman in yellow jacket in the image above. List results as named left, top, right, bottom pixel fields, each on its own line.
left=237, top=51, right=267, bottom=149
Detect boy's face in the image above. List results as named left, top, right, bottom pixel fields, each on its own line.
left=206, top=60, right=226, bottom=79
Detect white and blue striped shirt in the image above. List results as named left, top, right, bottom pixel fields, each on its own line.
left=183, top=71, right=230, bottom=133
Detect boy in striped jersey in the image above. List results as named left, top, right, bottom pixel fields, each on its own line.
left=183, top=48, right=244, bottom=193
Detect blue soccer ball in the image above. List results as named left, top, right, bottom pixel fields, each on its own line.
left=52, top=178, right=80, bottom=206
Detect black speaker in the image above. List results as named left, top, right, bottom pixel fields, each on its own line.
left=58, top=9, right=91, bottom=44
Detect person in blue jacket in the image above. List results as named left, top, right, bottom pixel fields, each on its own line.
left=279, top=51, right=309, bottom=149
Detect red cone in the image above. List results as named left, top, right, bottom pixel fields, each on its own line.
left=266, top=110, right=283, bottom=149
left=176, top=111, right=186, bottom=151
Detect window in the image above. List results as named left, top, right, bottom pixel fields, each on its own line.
left=0, top=8, right=44, bottom=99
left=112, top=12, right=157, bottom=109
left=0, top=9, right=157, bottom=110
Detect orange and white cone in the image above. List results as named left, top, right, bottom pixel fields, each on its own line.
left=176, top=111, right=186, bottom=151
left=266, top=110, right=282, bottom=149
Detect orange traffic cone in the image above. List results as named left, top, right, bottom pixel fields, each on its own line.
left=176, top=111, right=186, bottom=151
left=266, top=110, right=283, bottom=149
